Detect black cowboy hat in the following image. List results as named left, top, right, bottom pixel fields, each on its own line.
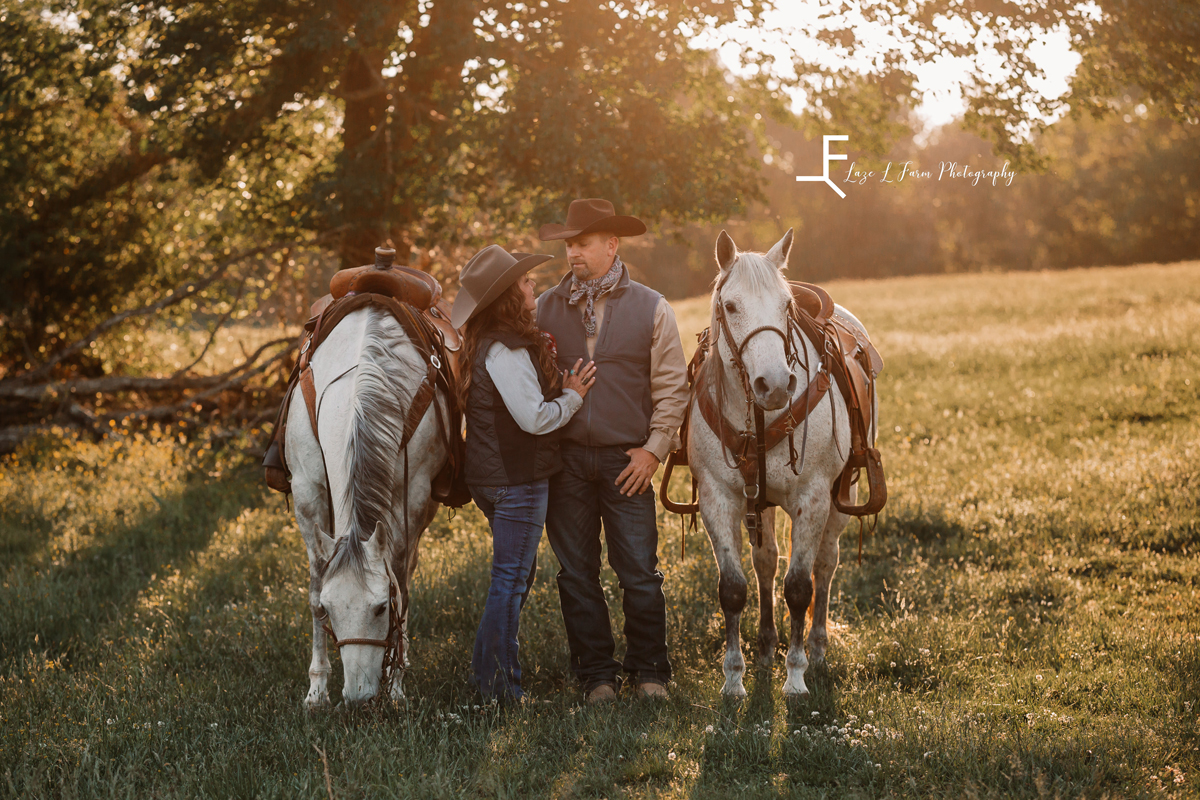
left=537, top=198, right=647, bottom=241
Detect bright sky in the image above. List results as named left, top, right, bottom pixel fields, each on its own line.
left=695, top=3, right=1082, bottom=135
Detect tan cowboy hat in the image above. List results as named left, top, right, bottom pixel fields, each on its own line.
left=450, top=245, right=553, bottom=328
left=537, top=198, right=647, bottom=241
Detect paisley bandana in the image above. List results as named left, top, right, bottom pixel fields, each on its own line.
left=569, top=256, right=624, bottom=338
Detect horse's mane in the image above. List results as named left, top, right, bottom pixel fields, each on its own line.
left=326, top=307, right=426, bottom=581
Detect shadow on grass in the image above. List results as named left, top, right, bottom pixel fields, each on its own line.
left=0, top=463, right=269, bottom=667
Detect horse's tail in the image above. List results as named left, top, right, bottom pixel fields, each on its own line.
left=328, top=308, right=425, bottom=580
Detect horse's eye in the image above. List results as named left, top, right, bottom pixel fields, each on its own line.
left=723, top=301, right=738, bottom=314
left=373, top=602, right=387, bottom=617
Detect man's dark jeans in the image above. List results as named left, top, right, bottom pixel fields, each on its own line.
left=545, top=442, right=671, bottom=691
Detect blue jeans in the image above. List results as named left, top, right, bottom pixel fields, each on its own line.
left=469, top=480, right=548, bottom=702
left=545, top=443, right=671, bottom=691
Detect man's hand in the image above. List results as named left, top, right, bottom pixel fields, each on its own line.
left=616, top=448, right=660, bottom=496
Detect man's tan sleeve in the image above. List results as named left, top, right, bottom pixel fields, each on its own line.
left=643, top=297, right=690, bottom=462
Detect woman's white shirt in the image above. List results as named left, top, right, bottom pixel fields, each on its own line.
left=484, top=340, right=582, bottom=435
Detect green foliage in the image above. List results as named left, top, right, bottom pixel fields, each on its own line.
left=630, top=103, right=1200, bottom=298
left=2, top=262, right=1198, bottom=797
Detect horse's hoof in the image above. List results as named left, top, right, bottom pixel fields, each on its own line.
left=782, top=687, right=810, bottom=702
left=304, top=696, right=331, bottom=713
left=721, top=682, right=748, bottom=699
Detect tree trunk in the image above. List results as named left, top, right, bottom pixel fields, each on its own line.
left=337, top=4, right=405, bottom=269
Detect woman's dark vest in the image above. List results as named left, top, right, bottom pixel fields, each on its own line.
left=464, top=330, right=563, bottom=486
left=536, top=266, right=660, bottom=447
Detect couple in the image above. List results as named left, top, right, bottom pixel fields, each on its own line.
left=448, top=198, right=690, bottom=705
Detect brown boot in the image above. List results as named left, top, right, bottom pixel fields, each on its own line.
left=586, top=684, right=617, bottom=704
left=638, top=682, right=669, bottom=700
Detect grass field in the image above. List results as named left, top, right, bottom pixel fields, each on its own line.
left=2, top=262, right=1199, bottom=798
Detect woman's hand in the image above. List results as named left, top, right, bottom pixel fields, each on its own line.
left=563, top=359, right=597, bottom=399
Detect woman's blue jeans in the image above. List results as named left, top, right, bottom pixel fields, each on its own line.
left=468, top=479, right=549, bottom=702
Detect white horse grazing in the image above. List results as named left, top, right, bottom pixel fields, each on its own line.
left=285, top=305, right=448, bottom=708
left=689, top=228, right=878, bottom=699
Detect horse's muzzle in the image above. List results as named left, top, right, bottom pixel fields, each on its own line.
left=753, top=372, right=797, bottom=410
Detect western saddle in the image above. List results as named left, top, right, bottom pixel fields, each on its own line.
left=262, top=247, right=468, bottom=508
left=660, top=281, right=886, bottom=547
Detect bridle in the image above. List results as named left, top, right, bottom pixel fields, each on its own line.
left=707, top=268, right=828, bottom=546
left=316, top=550, right=406, bottom=697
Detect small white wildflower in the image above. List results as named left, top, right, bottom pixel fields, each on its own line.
left=868, top=710, right=874, bottom=717
left=668, top=752, right=677, bottom=761
left=811, top=711, right=820, bottom=717
left=209, top=723, right=218, bottom=729
left=640, top=732, right=648, bottom=740
left=1035, top=674, right=1043, bottom=681
left=924, top=751, right=933, bottom=759
left=704, top=725, right=714, bottom=734
left=875, top=763, right=882, bottom=769
left=106, top=719, right=115, bottom=726
left=157, top=721, right=165, bottom=727
left=890, top=661, right=897, bottom=668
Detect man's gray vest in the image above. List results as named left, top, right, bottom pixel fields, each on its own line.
left=464, top=330, right=563, bottom=486
left=537, top=265, right=660, bottom=448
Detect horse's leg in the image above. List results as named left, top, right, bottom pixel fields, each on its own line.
left=704, top=495, right=749, bottom=698
left=391, top=493, right=438, bottom=700
left=782, top=499, right=829, bottom=698
left=295, top=492, right=332, bottom=710
left=305, top=569, right=332, bottom=709
left=750, top=510, right=779, bottom=665
left=808, top=506, right=848, bottom=665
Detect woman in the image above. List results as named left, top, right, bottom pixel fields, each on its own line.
left=450, top=244, right=597, bottom=703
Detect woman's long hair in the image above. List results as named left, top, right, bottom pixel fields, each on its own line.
left=457, top=280, right=561, bottom=412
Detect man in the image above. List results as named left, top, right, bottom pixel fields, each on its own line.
left=535, top=198, right=690, bottom=702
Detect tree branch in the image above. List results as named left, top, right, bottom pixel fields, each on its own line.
left=0, top=337, right=294, bottom=402
left=106, top=345, right=292, bottom=424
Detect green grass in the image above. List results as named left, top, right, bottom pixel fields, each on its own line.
left=3, top=262, right=1199, bottom=798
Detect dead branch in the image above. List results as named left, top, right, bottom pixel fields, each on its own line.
left=1, top=337, right=294, bottom=403
left=105, top=345, right=291, bottom=425
left=13, top=241, right=286, bottom=384
left=168, top=271, right=252, bottom=379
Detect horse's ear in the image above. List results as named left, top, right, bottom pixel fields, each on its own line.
left=765, top=228, right=794, bottom=270
left=366, top=521, right=389, bottom=561
left=314, top=528, right=335, bottom=561
left=715, top=230, right=738, bottom=273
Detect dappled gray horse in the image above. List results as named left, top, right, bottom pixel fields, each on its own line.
left=285, top=304, right=449, bottom=707
left=688, top=229, right=879, bottom=698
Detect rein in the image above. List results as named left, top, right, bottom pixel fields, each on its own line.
left=707, top=271, right=824, bottom=547
left=660, top=278, right=888, bottom=561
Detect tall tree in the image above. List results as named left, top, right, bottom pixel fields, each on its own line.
left=1, top=0, right=1196, bottom=430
